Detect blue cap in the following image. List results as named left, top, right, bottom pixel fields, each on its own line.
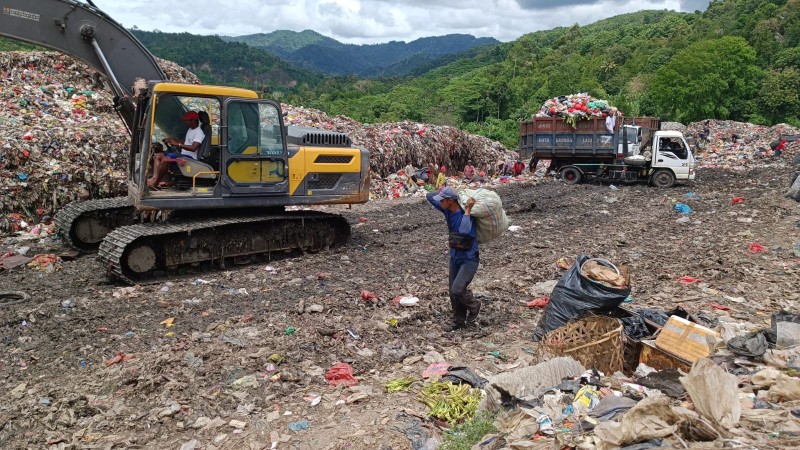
left=433, top=186, right=459, bottom=202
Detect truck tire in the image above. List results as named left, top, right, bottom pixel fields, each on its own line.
left=651, top=169, right=676, bottom=188
left=560, top=167, right=582, bottom=185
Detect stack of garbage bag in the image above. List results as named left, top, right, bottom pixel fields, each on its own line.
left=535, top=93, right=618, bottom=121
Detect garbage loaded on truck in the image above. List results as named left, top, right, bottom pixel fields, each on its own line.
left=519, top=116, right=696, bottom=188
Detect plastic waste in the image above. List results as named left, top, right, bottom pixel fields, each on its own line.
left=537, top=414, right=554, bottom=435
left=680, top=358, right=741, bottom=429
left=325, top=362, right=358, bottom=387
left=526, top=296, right=549, bottom=308
left=532, top=255, right=631, bottom=340
left=768, top=311, right=800, bottom=348
left=398, top=296, right=419, bottom=307
left=673, top=203, right=692, bottom=214
left=727, top=330, right=768, bottom=357
left=288, top=420, right=309, bottom=432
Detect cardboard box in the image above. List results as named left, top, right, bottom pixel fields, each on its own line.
left=654, top=315, right=720, bottom=362
left=640, top=340, right=692, bottom=372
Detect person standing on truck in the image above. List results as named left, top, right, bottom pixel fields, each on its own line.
left=147, top=111, right=205, bottom=188
left=426, top=186, right=481, bottom=332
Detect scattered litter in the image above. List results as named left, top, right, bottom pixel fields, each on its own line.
left=288, top=420, right=309, bottom=432
left=325, top=362, right=358, bottom=387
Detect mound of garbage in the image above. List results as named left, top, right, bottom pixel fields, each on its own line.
left=0, top=51, right=513, bottom=224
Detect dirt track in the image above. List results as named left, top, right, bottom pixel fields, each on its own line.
left=1, top=165, right=799, bottom=449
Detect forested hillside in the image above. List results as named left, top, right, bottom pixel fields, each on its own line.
left=300, top=0, right=800, bottom=148
left=130, top=30, right=323, bottom=94
left=223, top=31, right=499, bottom=77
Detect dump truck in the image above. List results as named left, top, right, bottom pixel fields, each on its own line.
left=519, top=115, right=696, bottom=187
left=0, top=0, right=370, bottom=283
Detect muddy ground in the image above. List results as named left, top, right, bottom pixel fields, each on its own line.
left=1, top=165, right=799, bottom=450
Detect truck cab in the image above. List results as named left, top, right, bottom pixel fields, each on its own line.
left=649, top=131, right=696, bottom=187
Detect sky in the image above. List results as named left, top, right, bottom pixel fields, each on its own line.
left=96, top=0, right=711, bottom=45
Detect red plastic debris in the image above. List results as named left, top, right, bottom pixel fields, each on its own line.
left=104, top=352, right=134, bottom=367
left=360, top=290, right=379, bottom=302
left=422, top=361, right=450, bottom=378
left=325, top=362, right=358, bottom=387
left=709, top=303, right=731, bottom=311
left=358, top=217, right=368, bottom=223
left=747, top=243, right=766, bottom=253
left=731, top=196, right=746, bottom=205
left=676, top=276, right=702, bottom=284
left=526, top=296, right=549, bottom=308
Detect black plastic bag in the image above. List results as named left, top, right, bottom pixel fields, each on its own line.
left=620, top=315, right=650, bottom=340
left=441, top=366, right=488, bottom=388
left=532, top=255, right=631, bottom=341
left=727, top=330, right=768, bottom=357
left=636, top=308, right=670, bottom=327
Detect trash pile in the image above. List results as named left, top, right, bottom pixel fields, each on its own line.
left=416, top=255, right=800, bottom=449
left=0, top=51, right=513, bottom=226
left=684, top=119, right=800, bottom=170
left=283, top=105, right=513, bottom=181
left=0, top=51, right=130, bottom=224
left=534, top=93, right=618, bottom=123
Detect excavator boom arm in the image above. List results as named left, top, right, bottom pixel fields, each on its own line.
left=0, top=0, right=166, bottom=130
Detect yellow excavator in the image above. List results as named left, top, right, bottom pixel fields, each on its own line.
left=0, top=0, right=369, bottom=283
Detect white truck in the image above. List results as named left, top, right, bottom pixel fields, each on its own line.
left=520, top=116, right=696, bottom=187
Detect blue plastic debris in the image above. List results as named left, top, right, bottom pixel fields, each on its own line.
left=288, top=419, right=309, bottom=432
left=673, top=203, right=692, bottom=215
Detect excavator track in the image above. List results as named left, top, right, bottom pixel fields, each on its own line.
left=54, top=197, right=137, bottom=251
left=98, top=211, right=350, bottom=284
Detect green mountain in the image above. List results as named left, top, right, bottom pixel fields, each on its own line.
left=130, top=30, right=324, bottom=96
left=221, top=30, right=338, bottom=57
left=223, top=31, right=499, bottom=77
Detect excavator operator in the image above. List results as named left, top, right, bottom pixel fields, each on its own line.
left=148, top=111, right=205, bottom=188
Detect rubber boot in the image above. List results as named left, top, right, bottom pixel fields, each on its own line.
left=463, top=290, right=482, bottom=325
left=444, top=294, right=468, bottom=332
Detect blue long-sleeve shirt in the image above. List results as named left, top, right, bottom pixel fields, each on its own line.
left=427, top=192, right=479, bottom=261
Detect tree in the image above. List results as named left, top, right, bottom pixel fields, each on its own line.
left=757, top=68, right=800, bottom=125
left=648, top=36, right=761, bottom=123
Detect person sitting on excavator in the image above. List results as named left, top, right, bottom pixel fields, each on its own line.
left=147, top=111, right=205, bottom=188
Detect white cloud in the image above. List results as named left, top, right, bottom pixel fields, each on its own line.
left=94, top=0, right=709, bottom=44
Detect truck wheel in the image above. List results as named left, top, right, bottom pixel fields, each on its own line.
left=560, top=167, right=582, bottom=184
left=651, top=169, right=675, bottom=188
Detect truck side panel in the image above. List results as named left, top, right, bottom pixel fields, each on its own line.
left=519, top=116, right=617, bottom=161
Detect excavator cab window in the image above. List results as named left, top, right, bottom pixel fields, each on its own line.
left=223, top=100, right=288, bottom=189
left=153, top=95, right=220, bottom=144
left=226, top=102, right=284, bottom=156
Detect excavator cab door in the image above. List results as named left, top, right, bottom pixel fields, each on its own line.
left=221, top=99, right=288, bottom=195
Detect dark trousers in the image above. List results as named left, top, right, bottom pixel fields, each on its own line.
left=449, top=257, right=480, bottom=323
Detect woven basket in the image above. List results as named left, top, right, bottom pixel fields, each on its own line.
left=539, top=315, right=624, bottom=374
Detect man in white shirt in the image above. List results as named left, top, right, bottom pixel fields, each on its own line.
left=147, top=111, right=205, bottom=188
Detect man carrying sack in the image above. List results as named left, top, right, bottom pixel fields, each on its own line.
left=427, top=187, right=482, bottom=332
